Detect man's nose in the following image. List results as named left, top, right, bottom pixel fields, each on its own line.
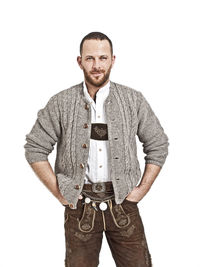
left=92, top=59, right=101, bottom=70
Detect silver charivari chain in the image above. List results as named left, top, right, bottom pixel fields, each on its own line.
left=81, top=191, right=115, bottom=211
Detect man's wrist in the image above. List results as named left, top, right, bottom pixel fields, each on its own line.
left=57, top=195, right=68, bottom=205
left=126, top=184, right=151, bottom=202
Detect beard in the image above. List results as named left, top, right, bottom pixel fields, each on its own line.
left=83, top=64, right=112, bottom=88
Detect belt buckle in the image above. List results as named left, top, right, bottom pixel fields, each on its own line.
left=92, top=182, right=106, bottom=193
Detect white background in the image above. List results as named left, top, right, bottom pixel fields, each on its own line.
left=0, top=0, right=200, bottom=266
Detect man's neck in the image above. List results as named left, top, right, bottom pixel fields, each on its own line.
left=85, top=79, right=110, bottom=100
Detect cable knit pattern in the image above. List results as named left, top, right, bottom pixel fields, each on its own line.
left=24, top=81, right=169, bottom=209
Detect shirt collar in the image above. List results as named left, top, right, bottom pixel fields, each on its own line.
left=83, top=80, right=110, bottom=102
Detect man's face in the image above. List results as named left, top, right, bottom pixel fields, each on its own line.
left=77, top=39, right=115, bottom=88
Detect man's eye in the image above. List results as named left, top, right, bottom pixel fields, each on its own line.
left=101, top=57, right=107, bottom=60
left=86, top=58, right=93, bottom=60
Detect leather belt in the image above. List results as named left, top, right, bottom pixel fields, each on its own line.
left=83, top=181, right=114, bottom=193
left=81, top=181, right=115, bottom=206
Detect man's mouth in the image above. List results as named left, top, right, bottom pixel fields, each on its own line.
left=91, top=72, right=102, bottom=77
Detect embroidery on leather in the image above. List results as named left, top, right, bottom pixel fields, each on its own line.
left=108, top=202, right=131, bottom=228
left=91, top=123, right=108, bottom=140
left=75, top=232, right=92, bottom=241
left=120, top=224, right=135, bottom=237
left=78, top=204, right=96, bottom=233
left=141, top=233, right=152, bottom=266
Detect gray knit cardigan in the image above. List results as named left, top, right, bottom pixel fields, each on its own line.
left=24, top=81, right=169, bottom=209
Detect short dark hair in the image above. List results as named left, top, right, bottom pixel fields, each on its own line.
left=80, top=31, right=113, bottom=56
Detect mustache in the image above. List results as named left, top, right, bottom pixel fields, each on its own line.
left=90, top=70, right=104, bottom=74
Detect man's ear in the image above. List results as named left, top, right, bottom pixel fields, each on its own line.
left=111, top=55, right=116, bottom=68
left=77, top=56, right=83, bottom=69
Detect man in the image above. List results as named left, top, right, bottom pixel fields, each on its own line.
left=24, top=31, right=169, bottom=267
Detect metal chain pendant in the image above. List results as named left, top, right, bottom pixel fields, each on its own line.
left=99, top=202, right=108, bottom=211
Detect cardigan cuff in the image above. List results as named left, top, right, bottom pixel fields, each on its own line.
left=25, top=152, right=48, bottom=164
left=145, top=160, right=163, bottom=168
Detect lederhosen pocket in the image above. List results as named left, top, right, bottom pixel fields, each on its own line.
left=78, top=202, right=96, bottom=233
left=108, top=199, right=131, bottom=228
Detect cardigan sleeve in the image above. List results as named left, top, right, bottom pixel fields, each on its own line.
left=24, top=95, right=61, bottom=164
left=136, top=91, right=169, bottom=168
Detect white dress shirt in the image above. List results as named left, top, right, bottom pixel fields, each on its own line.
left=83, top=80, right=111, bottom=184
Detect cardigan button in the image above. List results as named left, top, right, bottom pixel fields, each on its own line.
left=80, top=163, right=84, bottom=168
left=82, top=143, right=88, bottom=148
left=69, top=203, right=74, bottom=209
left=74, top=184, right=81, bottom=190
left=85, top=103, right=89, bottom=110
left=83, top=123, right=88, bottom=128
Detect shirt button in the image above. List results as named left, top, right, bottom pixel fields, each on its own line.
left=80, top=163, right=84, bottom=168
left=97, top=115, right=100, bottom=118
left=85, top=103, right=89, bottom=110
left=74, top=184, right=81, bottom=190
left=69, top=203, right=74, bottom=208
left=82, top=143, right=88, bottom=148
left=83, top=123, right=88, bottom=128
left=99, top=165, right=102, bottom=168
left=99, top=148, right=102, bottom=151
